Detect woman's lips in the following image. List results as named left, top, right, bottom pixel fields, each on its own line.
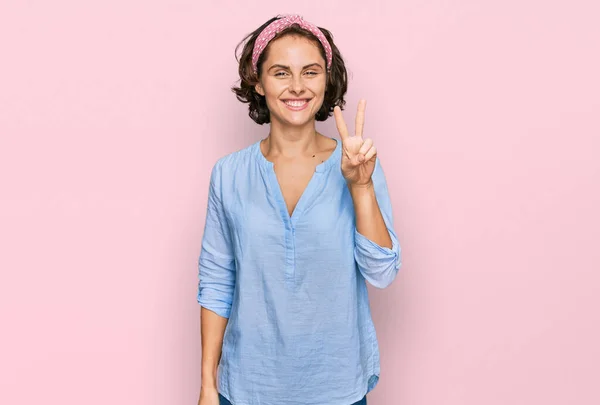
left=281, top=99, right=311, bottom=111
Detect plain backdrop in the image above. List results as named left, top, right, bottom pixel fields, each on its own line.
left=1, top=1, right=599, bottom=404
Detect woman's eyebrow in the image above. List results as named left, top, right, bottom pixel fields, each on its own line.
left=268, top=63, right=324, bottom=71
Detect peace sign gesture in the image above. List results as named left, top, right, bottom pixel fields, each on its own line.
left=333, top=99, right=377, bottom=187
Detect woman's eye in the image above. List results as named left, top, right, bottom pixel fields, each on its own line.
left=274, top=71, right=318, bottom=77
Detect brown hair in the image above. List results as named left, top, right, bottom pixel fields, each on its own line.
left=231, top=15, right=348, bottom=125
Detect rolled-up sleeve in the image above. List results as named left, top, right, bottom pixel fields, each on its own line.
left=354, top=158, right=402, bottom=289
left=197, top=160, right=236, bottom=318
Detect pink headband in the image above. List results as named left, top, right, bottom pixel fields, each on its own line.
left=251, top=14, right=333, bottom=75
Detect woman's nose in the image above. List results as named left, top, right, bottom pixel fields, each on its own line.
left=289, top=75, right=306, bottom=93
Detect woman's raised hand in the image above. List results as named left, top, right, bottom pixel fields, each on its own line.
left=333, top=99, right=377, bottom=187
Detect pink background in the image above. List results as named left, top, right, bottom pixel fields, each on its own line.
left=1, top=1, right=599, bottom=404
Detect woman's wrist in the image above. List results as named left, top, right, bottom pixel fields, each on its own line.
left=347, top=180, right=376, bottom=204
left=201, top=380, right=218, bottom=391
left=201, top=366, right=218, bottom=389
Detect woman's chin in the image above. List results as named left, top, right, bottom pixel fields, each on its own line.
left=286, top=117, right=313, bottom=126
left=274, top=111, right=314, bottom=126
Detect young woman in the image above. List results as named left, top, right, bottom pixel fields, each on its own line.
left=197, top=14, right=402, bottom=405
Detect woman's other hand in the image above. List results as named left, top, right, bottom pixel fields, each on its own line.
left=198, top=387, right=220, bottom=405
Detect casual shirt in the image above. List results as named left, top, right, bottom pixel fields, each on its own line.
left=197, top=137, right=401, bottom=405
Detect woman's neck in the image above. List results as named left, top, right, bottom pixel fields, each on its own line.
left=263, top=121, right=324, bottom=159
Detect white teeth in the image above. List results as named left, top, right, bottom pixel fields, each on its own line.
left=284, top=100, right=308, bottom=107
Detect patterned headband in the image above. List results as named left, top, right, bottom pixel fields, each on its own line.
left=251, top=14, right=333, bottom=75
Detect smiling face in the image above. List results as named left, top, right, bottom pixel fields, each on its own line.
left=255, top=34, right=327, bottom=128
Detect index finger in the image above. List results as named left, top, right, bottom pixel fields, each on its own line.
left=333, top=106, right=350, bottom=141
left=355, top=99, right=366, bottom=138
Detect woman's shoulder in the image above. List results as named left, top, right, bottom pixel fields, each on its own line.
left=208, top=141, right=263, bottom=191
left=212, top=141, right=258, bottom=172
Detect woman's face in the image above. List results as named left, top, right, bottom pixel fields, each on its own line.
left=255, top=35, right=327, bottom=127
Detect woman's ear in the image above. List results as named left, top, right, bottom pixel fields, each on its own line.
left=255, top=82, right=265, bottom=96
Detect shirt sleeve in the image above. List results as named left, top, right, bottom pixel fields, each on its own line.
left=197, top=160, right=236, bottom=318
left=354, top=157, right=402, bottom=289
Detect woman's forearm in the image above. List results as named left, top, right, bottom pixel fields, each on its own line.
left=348, top=181, right=393, bottom=249
left=200, top=306, right=228, bottom=390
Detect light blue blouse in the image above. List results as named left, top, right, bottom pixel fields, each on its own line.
left=197, top=137, right=401, bottom=405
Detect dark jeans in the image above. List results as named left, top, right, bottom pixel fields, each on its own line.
left=219, top=393, right=367, bottom=405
